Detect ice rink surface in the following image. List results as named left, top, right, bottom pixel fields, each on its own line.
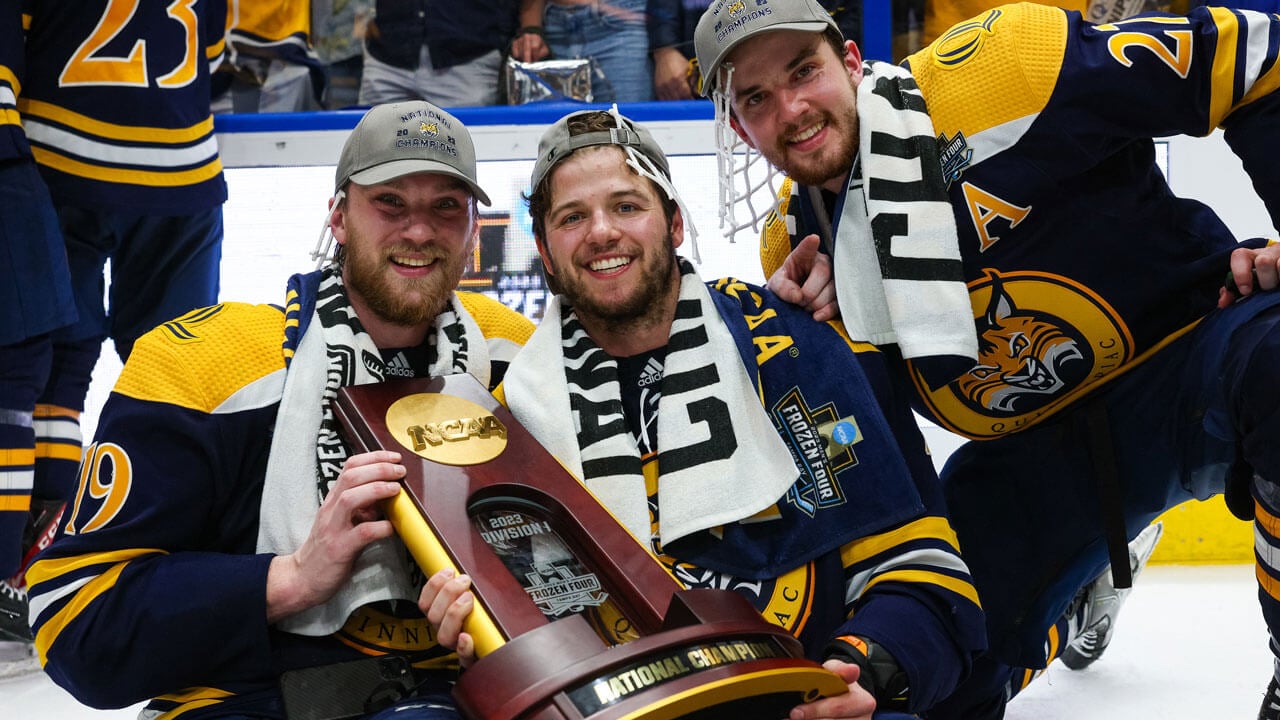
left=6, top=563, right=1268, bottom=718
left=7, top=162, right=1272, bottom=718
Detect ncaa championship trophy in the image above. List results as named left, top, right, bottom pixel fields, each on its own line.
left=333, top=374, right=847, bottom=720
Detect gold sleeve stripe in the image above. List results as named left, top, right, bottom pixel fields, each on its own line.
left=839, top=516, right=962, bottom=567
left=1043, top=621, right=1062, bottom=668
left=26, top=547, right=165, bottom=587
left=155, top=687, right=234, bottom=705
left=30, top=146, right=223, bottom=188
left=1236, top=18, right=1280, bottom=108
left=148, top=697, right=233, bottom=719
left=20, top=99, right=215, bottom=144
left=1205, top=6, right=1240, bottom=129
left=1, top=108, right=20, bottom=127
left=207, top=37, right=226, bottom=61
left=862, top=568, right=982, bottom=608
left=0, top=66, right=18, bottom=96
left=32, top=550, right=167, bottom=665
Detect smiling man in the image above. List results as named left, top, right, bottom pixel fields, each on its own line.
left=420, top=108, right=986, bottom=720
left=692, top=0, right=1280, bottom=717
left=26, top=101, right=533, bottom=720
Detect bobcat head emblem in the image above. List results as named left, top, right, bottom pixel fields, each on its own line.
left=952, top=272, right=1088, bottom=415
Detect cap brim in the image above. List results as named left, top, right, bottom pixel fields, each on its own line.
left=349, top=159, right=492, bottom=206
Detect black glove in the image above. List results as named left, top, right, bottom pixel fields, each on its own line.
left=823, top=635, right=911, bottom=712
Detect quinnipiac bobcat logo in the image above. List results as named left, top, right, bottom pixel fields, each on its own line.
left=913, top=269, right=1133, bottom=439
left=660, top=558, right=813, bottom=636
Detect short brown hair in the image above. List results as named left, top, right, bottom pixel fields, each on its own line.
left=524, top=111, right=678, bottom=242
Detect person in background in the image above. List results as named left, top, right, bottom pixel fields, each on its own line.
left=0, top=0, right=75, bottom=663
left=311, top=0, right=374, bottom=109
left=358, top=0, right=541, bottom=108
left=17, top=0, right=228, bottom=658
left=692, top=0, right=1280, bottom=716
left=27, top=100, right=534, bottom=719
left=213, top=0, right=328, bottom=113
left=422, top=107, right=986, bottom=719
left=516, top=0, right=654, bottom=103
left=647, top=0, right=861, bottom=100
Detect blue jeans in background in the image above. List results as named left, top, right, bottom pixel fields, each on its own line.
left=543, top=0, right=654, bottom=103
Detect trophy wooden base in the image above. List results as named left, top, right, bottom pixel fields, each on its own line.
left=334, top=375, right=848, bottom=719
left=454, top=588, right=848, bottom=720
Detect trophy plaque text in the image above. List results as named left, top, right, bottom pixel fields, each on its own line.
left=334, top=374, right=846, bottom=720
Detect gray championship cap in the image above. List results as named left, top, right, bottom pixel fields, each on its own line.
left=335, top=100, right=491, bottom=205
left=694, top=0, right=841, bottom=97
left=530, top=108, right=671, bottom=192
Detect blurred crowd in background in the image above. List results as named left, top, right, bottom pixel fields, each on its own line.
left=230, top=0, right=1275, bottom=114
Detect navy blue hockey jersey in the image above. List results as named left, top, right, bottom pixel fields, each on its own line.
left=19, top=0, right=229, bottom=212
left=26, top=285, right=533, bottom=718
left=763, top=3, right=1280, bottom=440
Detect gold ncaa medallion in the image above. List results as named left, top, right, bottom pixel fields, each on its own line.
left=385, top=393, right=508, bottom=466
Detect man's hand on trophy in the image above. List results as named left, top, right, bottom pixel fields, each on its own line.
left=788, top=659, right=875, bottom=720
left=266, top=450, right=406, bottom=623
left=420, top=568, right=478, bottom=668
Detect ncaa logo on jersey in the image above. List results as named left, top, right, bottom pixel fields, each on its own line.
left=913, top=269, right=1133, bottom=439
left=933, top=9, right=1003, bottom=67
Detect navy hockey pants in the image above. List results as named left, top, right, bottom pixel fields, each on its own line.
left=930, top=289, right=1280, bottom=719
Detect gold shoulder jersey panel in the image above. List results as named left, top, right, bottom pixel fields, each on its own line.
left=114, top=303, right=287, bottom=412
left=909, top=3, right=1068, bottom=138
left=457, top=291, right=535, bottom=345
left=923, top=0, right=1086, bottom=45
left=760, top=177, right=798, bottom=280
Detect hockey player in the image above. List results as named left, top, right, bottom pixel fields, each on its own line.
left=692, top=0, right=1280, bottom=716
left=26, top=101, right=534, bottom=719
left=0, top=1, right=75, bottom=660
left=18, top=0, right=231, bottom=571
left=213, top=0, right=327, bottom=113
left=421, top=107, right=987, bottom=718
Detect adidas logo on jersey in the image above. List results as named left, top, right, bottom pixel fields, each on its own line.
left=384, top=352, right=415, bottom=378
left=637, top=357, right=664, bottom=387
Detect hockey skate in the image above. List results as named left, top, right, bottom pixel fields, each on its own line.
left=0, top=578, right=38, bottom=677
left=1060, top=521, right=1164, bottom=670
left=1259, top=675, right=1280, bottom=720
left=0, top=578, right=31, bottom=645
